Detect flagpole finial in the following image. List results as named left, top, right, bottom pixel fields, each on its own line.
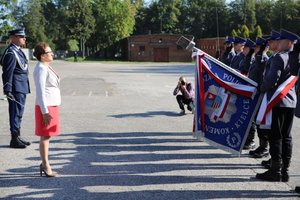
left=176, top=36, right=198, bottom=51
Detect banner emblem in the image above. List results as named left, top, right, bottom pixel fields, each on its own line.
left=194, top=53, right=261, bottom=154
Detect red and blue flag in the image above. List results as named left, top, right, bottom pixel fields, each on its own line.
left=194, top=52, right=261, bottom=154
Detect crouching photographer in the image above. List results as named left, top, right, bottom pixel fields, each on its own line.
left=173, top=76, right=195, bottom=115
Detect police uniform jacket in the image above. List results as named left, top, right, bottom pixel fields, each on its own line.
left=260, top=50, right=297, bottom=108
left=239, top=52, right=252, bottom=74
left=230, top=52, right=245, bottom=70
left=248, top=53, right=268, bottom=85
left=1, top=44, right=30, bottom=94
left=221, top=48, right=235, bottom=66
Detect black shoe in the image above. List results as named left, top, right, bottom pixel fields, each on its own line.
left=281, top=171, right=289, bottom=182
left=253, top=149, right=269, bottom=158
left=18, top=137, right=31, bottom=146
left=243, top=141, right=255, bottom=150
left=10, top=137, right=26, bottom=149
left=295, top=186, right=300, bottom=193
left=261, top=159, right=271, bottom=169
left=256, top=170, right=281, bottom=182
left=249, top=147, right=262, bottom=156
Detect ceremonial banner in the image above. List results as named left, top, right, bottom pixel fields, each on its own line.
left=194, top=53, right=261, bottom=154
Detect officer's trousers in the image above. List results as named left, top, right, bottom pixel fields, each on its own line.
left=269, top=107, right=294, bottom=164
left=8, top=92, right=27, bottom=135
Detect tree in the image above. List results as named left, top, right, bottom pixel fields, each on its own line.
left=50, top=0, right=71, bottom=50
left=240, top=25, right=250, bottom=38
left=156, top=0, right=182, bottom=33
left=131, top=0, right=144, bottom=8
left=271, top=0, right=300, bottom=34
left=23, top=0, right=48, bottom=48
left=68, top=39, right=79, bottom=51
left=0, top=0, right=18, bottom=39
left=255, top=0, right=273, bottom=34
left=3, top=0, right=300, bottom=57
left=134, top=0, right=182, bottom=34
left=250, top=25, right=262, bottom=40
left=228, top=0, right=246, bottom=32
left=66, top=0, right=95, bottom=57
left=180, top=0, right=228, bottom=39
left=231, top=29, right=238, bottom=37
left=244, top=0, right=256, bottom=30
left=133, top=0, right=148, bottom=34
left=228, top=0, right=256, bottom=33
left=90, top=0, right=136, bottom=51
left=181, top=0, right=207, bottom=38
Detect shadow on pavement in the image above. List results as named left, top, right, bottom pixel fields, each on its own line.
left=108, top=111, right=182, bottom=118
left=0, top=131, right=298, bottom=199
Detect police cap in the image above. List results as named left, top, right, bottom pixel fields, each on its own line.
left=8, top=28, right=26, bottom=36
left=233, top=36, right=246, bottom=45
left=224, top=36, right=234, bottom=44
left=256, top=37, right=267, bottom=46
left=245, top=39, right=256, bottom=48
left=279, top=29, right=299, bottom=43
left=265, top=30, right=281, bottom=41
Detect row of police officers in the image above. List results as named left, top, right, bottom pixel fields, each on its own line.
left=220, top=29, right=300, bottom=182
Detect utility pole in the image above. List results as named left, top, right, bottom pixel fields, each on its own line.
left=243, top=0, right=246, bottom=25
left=216, top=7, right=220, bottom=47
left=216, top=7, right=220, bottom=58
left=280, top=10, right=283, bottom=29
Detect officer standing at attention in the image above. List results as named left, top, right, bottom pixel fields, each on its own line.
left=230, top=36, right=246, bottom=71
left=0, top=28, right=31, bottom=148
left=220, top=36, right=235, bottom=66
left=247, top=37, right=270, bottom=157
left=238, top=38, right=256, bottom=75
left=259, top=31, right=281, bottom=169
left=256, top=29, right=299, bottom=182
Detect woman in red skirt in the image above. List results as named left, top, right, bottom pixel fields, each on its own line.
left=33, top=42, right=61, bottom=177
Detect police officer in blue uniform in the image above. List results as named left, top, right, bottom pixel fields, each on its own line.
left=239, top=38, right=256, bottom=75
left=247, top=37, right=270, bottom=157
left=220, top=36, right=235, bottom=66
left=289, top=39, right=300, bottom=75
left=256, top=29, right=299, bottom=182
left=237, top=39, right=256, bottom=150
left=0, top=28, right=31, bottom=148
left=260, top=31, right=284, bottom=169
left=230, top=36, right=246, bottom=70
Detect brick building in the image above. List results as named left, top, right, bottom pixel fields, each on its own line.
left=127, top=34, right=194, bottom=62
left=196, top=37, right=226, bottom=58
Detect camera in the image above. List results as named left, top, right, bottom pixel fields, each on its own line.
left=181, top=80, right=186, bottom=85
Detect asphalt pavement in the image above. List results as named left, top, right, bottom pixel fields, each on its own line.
left=0, top=60, right=299, bottom=199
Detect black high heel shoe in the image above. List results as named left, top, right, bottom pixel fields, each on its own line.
left=40, top=164, right=58, bottom=177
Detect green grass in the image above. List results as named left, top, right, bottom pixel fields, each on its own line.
left=65, top=56, right=132, bottom=63
left=65, top=56, right=86, bottom=62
